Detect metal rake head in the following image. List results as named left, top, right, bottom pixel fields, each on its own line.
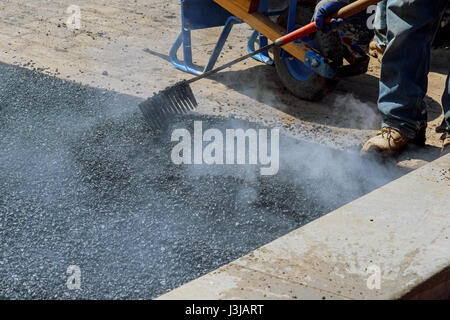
left=139, top=80, right=198, bottom=130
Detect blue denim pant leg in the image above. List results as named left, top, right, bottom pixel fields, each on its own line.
left=373, top=0, right=387, bottom=48
left=378, top=0, right=448, bottom=139
left=440, top=70, right=450, bottom=134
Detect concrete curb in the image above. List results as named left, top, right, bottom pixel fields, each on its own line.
left=158, top=154, right=450, bottom=300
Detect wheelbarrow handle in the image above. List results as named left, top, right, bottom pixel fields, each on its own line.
left=274, top=0, right=381, bottom=46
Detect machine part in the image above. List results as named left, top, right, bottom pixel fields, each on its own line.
left=303, top=50, right=337, bottom=79
left=337, top=36, right=370, bottom=77
left=273, top=2, right=343, bottom=101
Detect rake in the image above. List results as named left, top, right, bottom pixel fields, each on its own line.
left=139, top=43, right=278, bottom=129
left=139, top=0, right=380, bottom=129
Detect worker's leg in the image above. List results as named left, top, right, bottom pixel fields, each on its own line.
left=442, top=70, right=450, bottom=132
left=440, top=70, right=450, bottom=152
left=378, top=0, right=447, bottom=139
left=373, top=0, right=387, bottom=49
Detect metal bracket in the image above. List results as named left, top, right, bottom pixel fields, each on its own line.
left=170, top=0, right=242, bottom=75
left=303, top=50, right=337, bottom=79
left=247, top=0, right=285, bottom=65
left=170, top=16, right=242, bottom=75
left=247, top=30, right=272, bottom=64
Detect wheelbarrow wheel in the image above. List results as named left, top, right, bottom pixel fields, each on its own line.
left=273, top=3, right=343, bottom=101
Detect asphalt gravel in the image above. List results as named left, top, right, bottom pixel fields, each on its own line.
left=0, top=62, right=404, bottom=299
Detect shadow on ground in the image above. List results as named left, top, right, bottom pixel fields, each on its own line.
left=145, top=47, right=444, bottom=131
left=0, top=61, right=411, bottom=299
left=213, top=64, right=443, bottom=127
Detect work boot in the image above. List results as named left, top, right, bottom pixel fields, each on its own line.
left=441, top=132, right=450, bottom=155
left=361, top=127, right=411, bottom=156
left=369, top=37, right=385, bottom=62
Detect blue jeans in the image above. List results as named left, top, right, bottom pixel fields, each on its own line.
left=373, top=0, right=387, bottom=49
left=375, top=0, right=449, bottom=138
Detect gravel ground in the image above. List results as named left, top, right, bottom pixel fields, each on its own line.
left=0, top=62, right=404, bottom=299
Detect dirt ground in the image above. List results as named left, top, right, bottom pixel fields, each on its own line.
left=0, top=0, right=448, bottom=166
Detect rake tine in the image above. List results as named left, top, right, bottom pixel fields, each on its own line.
left=177, top=83, right=194, bottom=112
left=183, top=84, right=197, bottom=111
left=184, top=82, right=198, bottom=110
left=139, top=99, right=157, bottom=128
left=146, top=93, right=164, bottom=129
left=171, top=83, right=189, bottom=113
left=173, top=85, right=189, bottom=114
left=165, top=86, right=184, bottom=114
left=154, top=94, right=169, bottom=127
left=150, top=94, right=165, bottom=127
left=167, top=87, right=185, bottom=115
left=158, top=91, right=173, bottom=116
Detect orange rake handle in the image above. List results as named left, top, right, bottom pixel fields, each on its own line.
left=274, top=0, right=381, bottom=46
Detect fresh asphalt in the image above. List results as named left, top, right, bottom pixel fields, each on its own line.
left=0, top=62, right=403, bottom=299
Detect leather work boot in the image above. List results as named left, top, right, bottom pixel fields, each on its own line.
left=369, top=37, right=385, bottom=62
left=361, top=127, right=412, bottom=156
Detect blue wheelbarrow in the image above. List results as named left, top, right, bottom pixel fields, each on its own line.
left=170, top=0, right=371, bottom=101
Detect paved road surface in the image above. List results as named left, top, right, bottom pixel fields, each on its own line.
left=0, top=62, right=404, bottom=299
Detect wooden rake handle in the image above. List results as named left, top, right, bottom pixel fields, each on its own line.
left=274, top=0, right=382, bottom=46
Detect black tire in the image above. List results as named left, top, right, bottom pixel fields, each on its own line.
left=273, top=3, right=343, bottom=101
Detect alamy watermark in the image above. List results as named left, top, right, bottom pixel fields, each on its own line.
left=366, top=5, right=377, bottom=30
left=66, top=5, right=81, bottom=30
left=66, top=265, right=81, bottom=290
left=366, top=264, right=381, bottom=290
left=170, top=121, right=280, bottom=176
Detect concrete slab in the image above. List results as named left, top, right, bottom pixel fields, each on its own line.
left=159, top=154, right=450, bottom=300
left=159, top=263, right=344, bottom=300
